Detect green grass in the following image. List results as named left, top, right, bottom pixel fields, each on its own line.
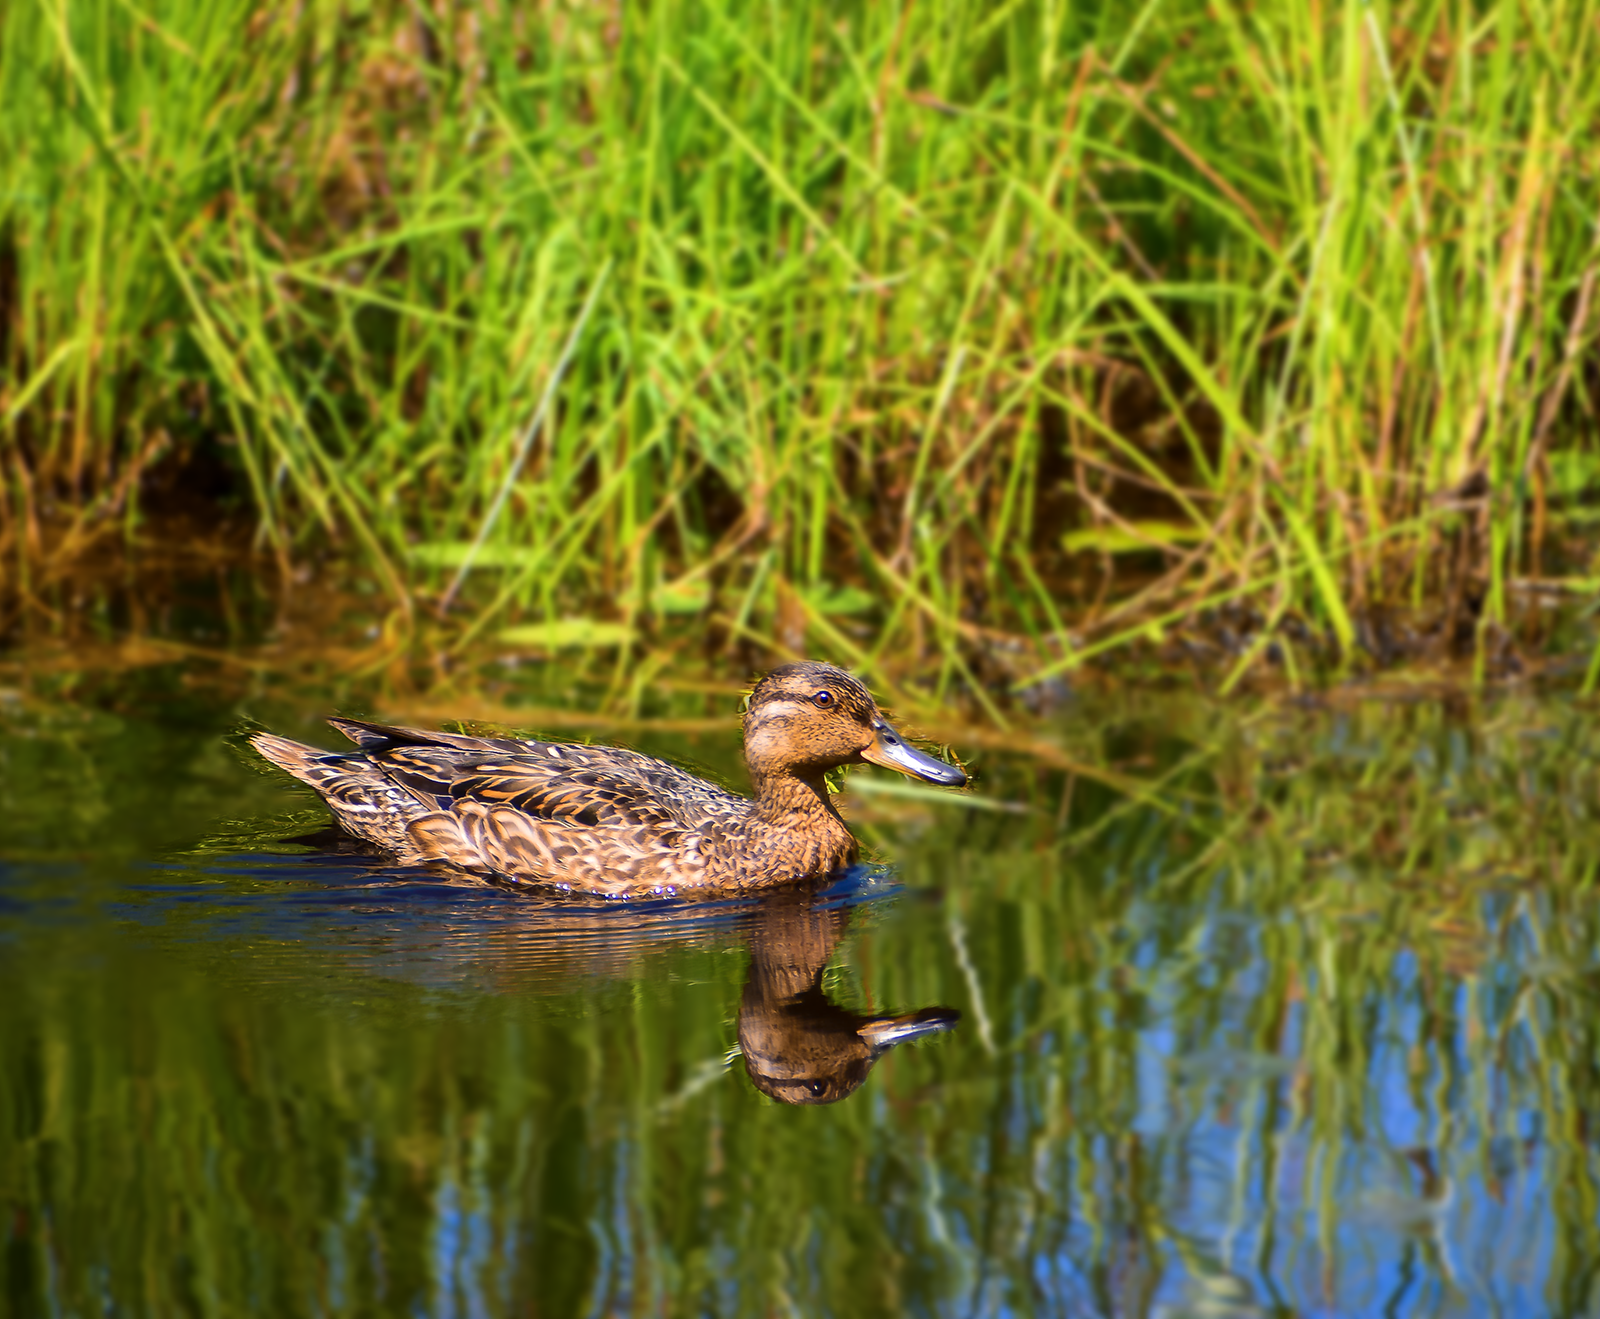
left=3, top=0, right=1600, bottom=691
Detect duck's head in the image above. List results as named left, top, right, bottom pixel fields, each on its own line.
left=742, top=662, right=967, bottom=787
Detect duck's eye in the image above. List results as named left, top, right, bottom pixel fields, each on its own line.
left=812, top=690, right=835, bottom=708
left=808, top=1080, right=827, bottom=1096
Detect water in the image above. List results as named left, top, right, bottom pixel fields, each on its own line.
left=4, top=659, right=1600, bottom=1316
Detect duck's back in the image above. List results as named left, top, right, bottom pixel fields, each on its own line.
left=253, top=719, right=751, bottom=895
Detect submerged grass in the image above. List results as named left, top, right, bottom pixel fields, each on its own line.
left=3, top=0, right=1600, bottom=690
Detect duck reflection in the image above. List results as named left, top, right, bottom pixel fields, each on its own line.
left=270, top=836, right=959, bottom=1105
left=737, top=895, right=960, bottom=1105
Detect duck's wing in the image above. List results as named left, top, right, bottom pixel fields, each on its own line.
left=330, top=719, right=744, bottom=817
left=369, top=741, right=747, bottom=833
left=324, top=723, right=752, bottom=886
left=376, top=744, right=745, bottom=888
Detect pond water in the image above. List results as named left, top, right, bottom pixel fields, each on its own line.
left=3, top=656, right=1600, bottom=1316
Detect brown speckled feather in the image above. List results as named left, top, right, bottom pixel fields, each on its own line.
left=249, top=662, right=967, bottom=898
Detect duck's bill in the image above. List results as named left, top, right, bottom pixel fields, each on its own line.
left=858, top=1007, right=962, bottom=1051
left=861, top=719, right=968, bottom=786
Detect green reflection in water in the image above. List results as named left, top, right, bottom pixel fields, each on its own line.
left=4, top=670, right=1600, bottom=1316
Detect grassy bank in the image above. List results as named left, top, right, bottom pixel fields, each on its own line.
left=3, top=0, right=1599, bottom=693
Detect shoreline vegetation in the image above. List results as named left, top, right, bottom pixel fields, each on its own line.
left=3, top=0, right=1600, bottom=704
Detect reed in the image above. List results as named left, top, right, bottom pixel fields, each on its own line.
left=3, top=0, right=1599, bottom=689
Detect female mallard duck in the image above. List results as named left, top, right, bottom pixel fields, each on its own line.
left=250, top=661, right=966, bottom=898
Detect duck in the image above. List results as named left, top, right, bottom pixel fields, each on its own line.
left=249, top=661, right=967, bottom=897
